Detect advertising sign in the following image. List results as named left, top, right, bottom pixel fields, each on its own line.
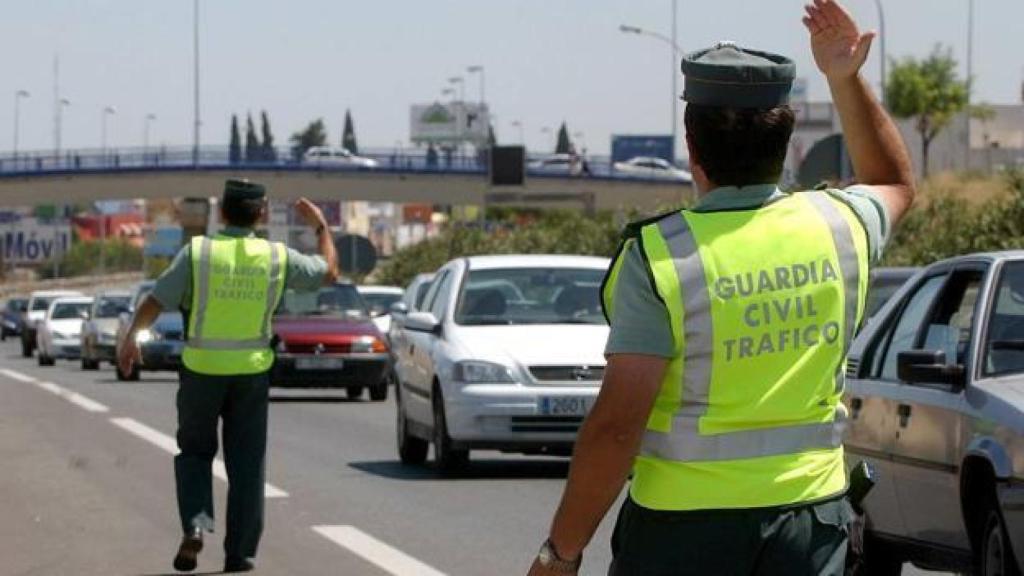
left=611, top=135, right=675, bottom=164
left=143, top=226, right=183, bottom=258
left=410, top=102, right=491, bottom=144
left=1, top=216, right=72, bottom=265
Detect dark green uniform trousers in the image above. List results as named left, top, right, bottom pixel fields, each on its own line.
left=175, top=367, right=269, bottom=559
left=608, top=495, right=854, bottom=576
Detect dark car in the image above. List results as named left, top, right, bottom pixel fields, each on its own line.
left=1, top=297, right=28, bottom=340
left=115, top=281, right=185, bottom=381
left=271, top=283, right=391, bottom=401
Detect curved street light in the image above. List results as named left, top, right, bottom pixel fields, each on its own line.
left=13, top=89, right=30, bottom=158
left=447, top=76, right=465, bottom=103
left=466, top=65, right=485, bottom=106
left=144, top=113, right=157, bottom=151
left=101, top=105, right=117, bottom=156
left=619, top=4, right=681, bottom=159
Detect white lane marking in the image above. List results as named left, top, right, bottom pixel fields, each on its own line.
left=0, top=368, right=37, bottom=383
left=64, top=391, right=111, bottom=413
left=110, top=417, right=288, bottom=498
left=312, top=525, right=447, bottom=576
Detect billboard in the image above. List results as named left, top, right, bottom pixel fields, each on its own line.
left=410, top=102, right=491, bottom=144
left=1, top=216, right=72, bottom=265
left=611, top=135, right=675, bottom=164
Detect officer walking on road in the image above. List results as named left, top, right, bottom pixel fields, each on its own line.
left=118, top=179, right=339, bottom=573
left=528, top=1, right=915, bottom=574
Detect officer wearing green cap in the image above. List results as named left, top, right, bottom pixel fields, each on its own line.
left=529, top=1, right=915, bottom=574
left=118, top=179, right=339, bottom=573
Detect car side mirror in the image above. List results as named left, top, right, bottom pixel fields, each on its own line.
left=897, top=350, right=965, bottom=388
left=390, top=301, right=409, bottom=317
left=404, top=311, right=441, bottom=335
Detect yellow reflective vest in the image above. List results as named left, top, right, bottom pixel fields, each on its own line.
left=182, top=234, right=287, bottom=376
left=602, top=191, right=870, bottom=511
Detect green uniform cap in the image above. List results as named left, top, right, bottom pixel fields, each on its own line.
left=681, top=42, right=796, bottom=108
left=223, top=178, right=266, bottom=202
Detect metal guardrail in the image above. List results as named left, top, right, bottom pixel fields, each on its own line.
left=0, top=145, right=686, bottom=184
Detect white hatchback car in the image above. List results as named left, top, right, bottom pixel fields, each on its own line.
left=612, top=156, right=692, bottom=182
left=37, top=296, right=93, bottom=366
left=393, top=254, right=610, bottom=473
left=302, top=146, right=378, bottom=168
left=357, top=285, right=405, bottom=336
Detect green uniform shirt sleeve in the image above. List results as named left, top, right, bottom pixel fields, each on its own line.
left=604, top=241, right=675, bottom=358
left=284, top=247, right=328, bottom=291
left=825, top=185, right=892, bottom=264
left=150, top=245, right=192, bottom=311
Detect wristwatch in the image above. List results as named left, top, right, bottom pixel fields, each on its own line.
left=537, top=539, right=581, bottom=573
left=314, top=223, right=327, bottom=236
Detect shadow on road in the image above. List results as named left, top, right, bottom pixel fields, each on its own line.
left=137, top=572, right=223, bottom=576
left=93, top=377, right=179, bottom=384
left=269, top=395, right=363, bottom=404
left=349, top=458, right=570, bottom=481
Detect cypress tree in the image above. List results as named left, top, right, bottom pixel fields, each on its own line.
left=342, top=109, right=358, bottom=154
left=244, top=113, right=259, bottom=163
left=229, top=114, right=241, bottom=164
left=260, top=110, right=277, bottom=162
left=555, top=122, right=571, bottom=154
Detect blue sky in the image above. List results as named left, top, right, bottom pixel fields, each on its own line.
left=4, top=0, right=1021, bottom=156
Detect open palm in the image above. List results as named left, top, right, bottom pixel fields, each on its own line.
left=803, top=0, right=875, bottom=79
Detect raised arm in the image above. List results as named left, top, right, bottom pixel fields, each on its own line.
left=804, top=0, right=916, bottom=224
left=294, top=198, right=340, bottom=284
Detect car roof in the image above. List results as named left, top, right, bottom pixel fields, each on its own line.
left=96, top=290, right=132, bottom=298
left=464, top=254, right=611, bottom=271
left=357, top=285, right=403, bottom=295
left=928, top=250, right=1024, bottom=267
left=51, top=296, right=94, bottom=305
left=30, top=289, right=84, bottom=298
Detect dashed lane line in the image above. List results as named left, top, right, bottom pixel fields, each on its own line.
left=0, top=368, right=37, bottom=383
left=110, top=417, right=289, bottom=499
left=0, top=368, right=110, bottom=413
left=312, top=525, right=448, bottom=576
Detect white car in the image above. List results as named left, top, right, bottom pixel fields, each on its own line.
left=21, top=289, right=84, bottom=357
left=527, top=153, right=582, bottom=176
left=393, top=255, right=610, bottom=474
left=37, top=296, right=93, bottom=366
left=356, top=285, right=405, bottom=336
left=303, top=146, right=378, bottom=168
left=613, top=156, right=692, bottom=182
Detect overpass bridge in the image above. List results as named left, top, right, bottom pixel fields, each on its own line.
left=0, top=146, right=692, bottom=212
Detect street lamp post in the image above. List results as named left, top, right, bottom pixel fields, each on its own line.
left=56, top=98, right=70, bottom=159
left=510, top=120, right=524, bottom=145
left=467, top=65, right=485, bottom=106
left=619, top=2, right=682, bottom=161
left=873, top=0, right=887, bottom=104
left=13, top=90, right=30, bottom=160
left=101, top=105, right=117, bottom=160
left=192, top=0, right=201, bottom=166
left=143, top=113, right=157, bottom=154
left=448, top=76, right=465, bottom=103
left=540, top=126, right=553, bottom=152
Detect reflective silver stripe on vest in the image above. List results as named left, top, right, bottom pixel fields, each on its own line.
left=805, top=192, right=862, bottom=395
left=643, top=417, right=845, bottom=462
left=191, top=238, right=214, bottom=342
left=187, top=238, right=281, bottom=352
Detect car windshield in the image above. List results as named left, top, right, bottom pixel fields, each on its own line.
left=454, top=267, right=605, bottom=326
left=984, top=261, right=1024, bottom=376
left=361, top=293, right=402, bottom=316
left=32, top=297, right=54, bottom=311
left=276, top=285, right=369, bottom=318
left=96, top=296, right=131, bottom=318
left=7, top=299, right=27, bottom=312
left=52, top=302, right=90, bottom=320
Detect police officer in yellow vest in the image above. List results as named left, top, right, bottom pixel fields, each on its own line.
left=528, top=2, right=915, bottom=574
left=118, top=179, right=339, bottom=573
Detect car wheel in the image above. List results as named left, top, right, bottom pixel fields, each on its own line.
left=21, top=337, right=32, bottom=358
left=369, top=374, right=389, bottom=402
left=980, top=507, right=1021, bottom=576
left=346, top=386, right=364, bottom=400
left=857, top=534, right=903, bottom=576
left=432, top=389, right=468, bottom=475
left=396, top=385, right=428, bottom=465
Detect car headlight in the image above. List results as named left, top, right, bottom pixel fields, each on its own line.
left=452, top=360, right=515, bottom=383
left=135, top=329, right=154, bottom=343
left=350, top=335, right=387, bottom=353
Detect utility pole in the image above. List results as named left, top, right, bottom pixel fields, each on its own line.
left=13, top=90, right=30, bottom=160
left=192, top=0, right=201, bottom=166
left=873, top=0, right=886, bottom=105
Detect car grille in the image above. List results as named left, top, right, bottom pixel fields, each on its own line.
left=845, top=358, right=860, bottom=378
left=529, top=365, right=605, bottom=382
left=285, top=342, right=352, bottom=354
left=509, top=416, right=584, bottom=433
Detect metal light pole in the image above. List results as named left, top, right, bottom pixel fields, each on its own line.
left=56, top=98, right=70, bottom=159
left=143, top=113, right=157, bottom=153
left=441, top=87, right=456, bottom=102
left=192, top=0, right=201, bottom=166
left=101, top=105, right=116, bottom=159
left=873, top=0, right=887, bottom=104
left=13, top=90, right=30, bottom=159
left=619, top=9, right=683, bottom=161
left=540, top=126, right=553, bottom=152
left=448, top=76, right=465, bottom=103
left=511, top=120, right=524, bottom=145
left=965, top=0, right=975, bottom=170
left=467, top=65, right=485, bottom=105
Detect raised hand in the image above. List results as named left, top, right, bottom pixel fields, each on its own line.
left=803, top=0, right=875, bottom=80
left=294, top=197, right=327, bottom=229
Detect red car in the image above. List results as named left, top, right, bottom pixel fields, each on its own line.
left=271, top=283, right=391, bottom=401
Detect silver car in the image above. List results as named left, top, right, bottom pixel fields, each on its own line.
left=844, top=251, right=1024, bottom=575
left=80, top=291, right=131, bottom=370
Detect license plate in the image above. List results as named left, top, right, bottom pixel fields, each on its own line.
left=538, top=397, right=590, bottom=416
left=296, top=357, right=345, bottom=370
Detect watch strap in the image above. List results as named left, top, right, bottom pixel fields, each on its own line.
left=538, top=539, right=581, bottom=573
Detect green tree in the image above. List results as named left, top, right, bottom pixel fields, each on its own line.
left=290, top=119, right=328, bottom=160
left=886, top=46, right=969, bottom=177
left=244, top=113, right=260, bottom=163
left=229, top=114, right=241, bottom=164
left=555, top=122, right=572, bottom=154
left=260, top=110, right=277, bottom=162
left=342, top=109, right=358, bottom=154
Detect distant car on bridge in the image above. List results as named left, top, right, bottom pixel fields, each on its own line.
left=302, top=146, right=378, bottom=169
left=528, top=154, right=582, bottom=176
left=612, top=156, right=692, bottom=182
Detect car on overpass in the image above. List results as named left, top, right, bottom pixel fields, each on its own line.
left=36, top=296, right=93, bottom=366
left=114, top=281, right=185, bottom=381
left=393, top=254, right=610, bottom=474
left=80, top=290, right=131, bottom=370
left=612, top=156, right=692, bottom=182
left=271, top=283, right=391, bottom=401
left=302, top=146, right=378, bottom=169
left=1, top=297, right=28, bottom=341
left=844, top=251, right=1024, bottom=575
left=527, top=153, right=582, bottom=176
left=21, top=289, right=84, bottom=358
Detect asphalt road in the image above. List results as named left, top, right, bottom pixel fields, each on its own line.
left=0, top=339, right=950, bottom=576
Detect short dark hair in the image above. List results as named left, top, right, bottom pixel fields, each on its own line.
left=684, top=104, right=795, bottom=188
left=221, top=197, right=265, bottom=228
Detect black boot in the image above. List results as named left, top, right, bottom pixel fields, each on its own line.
left=223, top=556, right=255, bottom=572
left=172, top=527, right=204, bottom=572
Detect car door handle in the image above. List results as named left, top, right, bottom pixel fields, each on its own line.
left=897, top=404, right=912, bottom=428
left=850, top=397, right=863, bottom=419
